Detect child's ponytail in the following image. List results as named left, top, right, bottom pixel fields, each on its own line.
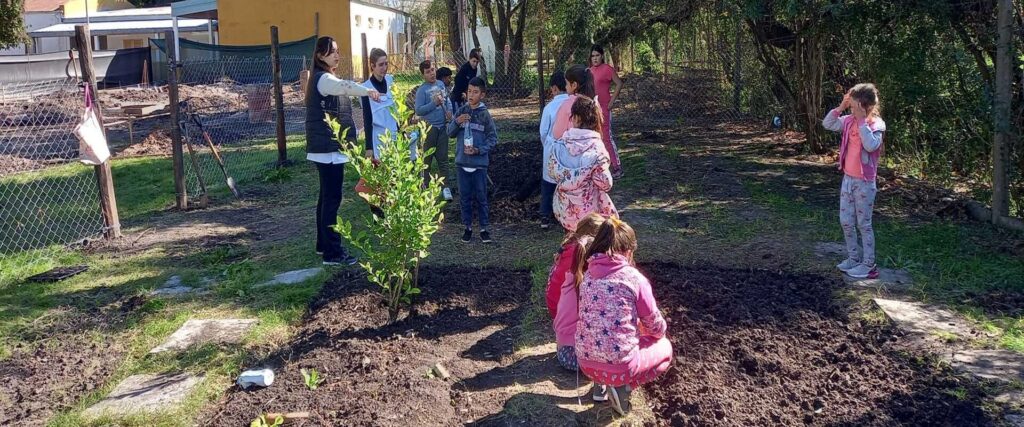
left=577, top=217, right=637, bottom=292
left=568, top=214, right=608, bottom=290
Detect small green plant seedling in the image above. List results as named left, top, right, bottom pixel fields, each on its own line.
left=250, top=414, right=284, bottom=427
left=301, top=368, right=324, bottom=390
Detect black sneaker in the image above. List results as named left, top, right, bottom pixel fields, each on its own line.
left=540, top=217, right=551, bottom=230
left=608, top=384, right=632, bottom=416
left=480, top=230, right=493, bottom=243
left=461, top=229, right=472, bottom=243
left=323, top=253, right=359, bottom=266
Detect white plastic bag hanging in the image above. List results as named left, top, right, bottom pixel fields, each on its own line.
left=74, top=85, right=111, bottom=165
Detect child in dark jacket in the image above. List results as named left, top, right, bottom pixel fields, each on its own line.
left=446, top=77, right=498, bottom=243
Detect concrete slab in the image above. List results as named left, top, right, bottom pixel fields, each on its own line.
left=255, top=268, right=323, bottom=288
left=873, top=298, right=974, bottom=337
left=996, top=391, right=1024, bottom=406
left=82, top=373, right=203, bottom=419
left=149, top=276, right=213, bottom=297
left=846, top=269, right=913, bottom=291
left=149, top=319, right=257, bottom=354
left=950, top=350, right=1024, bottom=382
left=813, top=242, right=846, bottom=259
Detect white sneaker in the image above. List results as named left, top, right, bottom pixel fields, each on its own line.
left=442, top=187, right=453, bottom=201
left=591, top=384, right=608, bottom=402
left=836, top=258, right=860, bottom=272
left=846, top=263, right=877, bottom=279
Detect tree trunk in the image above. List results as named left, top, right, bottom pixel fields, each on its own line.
left=992, top=0, right=1013, bottom=220
left=447, top=0, right=465, bottom=63
left=796, top=29, right=826, bottom=154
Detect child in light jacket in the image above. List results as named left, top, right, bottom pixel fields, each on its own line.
left=822, top=83, right=887, bottom=279
left=546, top=213, right=607, bottom=372
left=576, top=218, right=672, bottom=416
left=547, top=96, right=617, bottom=232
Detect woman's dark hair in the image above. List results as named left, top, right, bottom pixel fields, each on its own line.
left=312, top=36, right=336, bottom=73
left=469, top=48, right=483, bottom=62
left=570, top=96, right=602, bottom=132
left=591, top=44, right=605, bottom=64
left=565, top=64, right=595, bottom=98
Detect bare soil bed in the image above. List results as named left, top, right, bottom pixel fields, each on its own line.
left=0, top=294, right=143, bottom=425
left=203, top=266, right=532, bottom=426
left=446, top=138, right=543, bottom=224
left=641, top=262, right=996, bottom=426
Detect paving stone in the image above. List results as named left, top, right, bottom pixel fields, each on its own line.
left=255, top=268, right=323, bottom=288
left=813, top=242, right=846, bottom=258
left=950, top=350, right=1024, bottom=382
left=82, top=373, right=203, bottom=419
left=996, top=391, right=1024, bottom=405
left=1005, top=413, right=1024, bottom=427
left=149, top=276, right=213, bottom=297
left=149, top=319, right=257, bottom=353
left=873, top=298, right=974, bottom=337
left=845, top=269, right=913, bottom=291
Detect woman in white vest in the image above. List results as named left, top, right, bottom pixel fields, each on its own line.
left=360, top=48, right=417, bottom=160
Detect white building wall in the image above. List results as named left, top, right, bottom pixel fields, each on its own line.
left=349, top=2, right=407, bottom=61
left=0, top=12, right=69, bottom=56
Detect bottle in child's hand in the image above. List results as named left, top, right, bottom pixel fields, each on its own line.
left=464, top=121, right=474, bottom=148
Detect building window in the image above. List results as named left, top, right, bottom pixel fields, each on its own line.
left=355, top=15, right=361, bottom=27
left=379, top=20, right=384, bottom=30
left=368, top=17, right=374, bottom=28
left=123, top=39, right=143, bottom=49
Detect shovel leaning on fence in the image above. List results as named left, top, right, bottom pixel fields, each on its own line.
left=179, top=99, right=241, bottom=198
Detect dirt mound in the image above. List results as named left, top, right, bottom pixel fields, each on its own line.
left=640, top=262, right=995, bottom=426
left=116, top=128, right=173, bottom=158
left=204, top=266, right=532, bottom=426
left=446, top=138, right=543, bottom=224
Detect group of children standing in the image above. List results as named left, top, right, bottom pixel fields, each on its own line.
left=307, top=33, right=888, bottom=416
left=410, top=52, right=498, bottom=244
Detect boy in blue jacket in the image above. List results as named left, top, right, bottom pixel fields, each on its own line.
left=447, top=77, right=498, bottom=243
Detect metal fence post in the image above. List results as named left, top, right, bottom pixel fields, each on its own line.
left=74, top=24, right=122, bottom=239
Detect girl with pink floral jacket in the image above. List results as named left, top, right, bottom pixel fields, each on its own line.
left=575, top=218, right=672, bottom=416
left=546, top=96, right=617, bottom=232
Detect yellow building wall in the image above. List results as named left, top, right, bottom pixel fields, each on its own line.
left=62, top=0, right=135, bottom=18
left=218, top=0, right=351, bottom=72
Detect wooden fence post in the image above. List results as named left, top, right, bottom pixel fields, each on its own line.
left=537, top=36, right=544, bottom=116
left=165, top=30, right=188, bottom=210
left=361, top=33, right=369, bottom=81
left=271, top=26, right=288, bottom=166
left=74, top=24, right=122, bottom=239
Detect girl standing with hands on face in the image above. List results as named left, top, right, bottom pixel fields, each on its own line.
left=822, top=84, right=887, bottom=279
left=305, top=36, right=381, bottom=266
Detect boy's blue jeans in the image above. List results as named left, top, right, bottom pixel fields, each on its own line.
left=457, top=168, right=489, bottom=229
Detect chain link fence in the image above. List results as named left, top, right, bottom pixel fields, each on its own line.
left=0, top=78, right=104, bottom=278
left=175, top=56, right=310, bottom=203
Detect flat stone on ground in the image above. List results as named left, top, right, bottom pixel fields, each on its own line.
left=149, top=319, right=257, bottom=353
left=873, top=298, right=974, bottom=337
left=82, top=373, right=203, bottom=419
left=845, top=269, right=913, bottom=291
left=149, top=275, right=213, bottom=297
left=997, top=391, right=1024, bottom=406
left=255, top=268, right=323, bottom=288
left=950, top=350, right=1024, bottom=382
left=813, top=242, right=846, bottom=258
